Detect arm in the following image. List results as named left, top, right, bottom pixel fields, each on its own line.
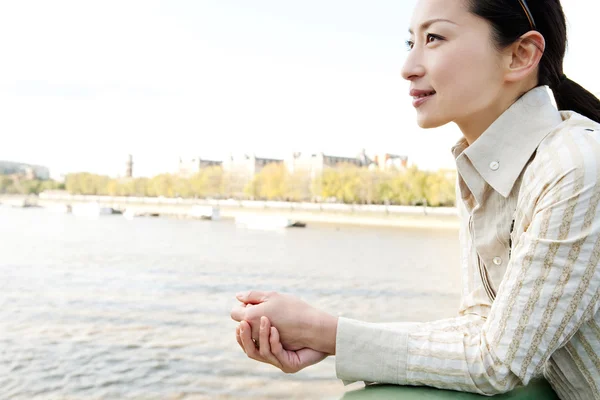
left=335, top=160, right=600, bottom=395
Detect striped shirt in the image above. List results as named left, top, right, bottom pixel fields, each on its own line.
left=335, top=87, right=600, bottom=399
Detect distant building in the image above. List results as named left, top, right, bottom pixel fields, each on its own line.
left=222, top=154, right=283, bottom=179
left=285, top=152, right=313, bottom=175
left=285, top=149, right=376, bottom=179
left=356, top=148, right=374, bottom=168
left=315, top=152, right=363, bottom=172
left=178, top=157, right=223, bottom=178
left=222, top=154, right=283, bottom=196
left=126, top=154, right=134, bottom=178
left=373, top=153, right=409, bottom=171
left=0, top=160, right=50, bottom=180
left=283, top=150, right=378, bottom=201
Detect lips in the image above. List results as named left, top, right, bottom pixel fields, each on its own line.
left=414, top=90, right=436, bottom=98
left=410, top=89, right=437, bottom=99
left=410, top=88, right=436, bottom=108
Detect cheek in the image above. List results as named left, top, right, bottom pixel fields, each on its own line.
left=431, top=45, right=501, bottom=112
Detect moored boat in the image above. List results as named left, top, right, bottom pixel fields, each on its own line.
left=235, top=215, right=306, bottom=229
left=71, top=202, right=116, bottom=217
left=189, top=205, right=220, bottom=220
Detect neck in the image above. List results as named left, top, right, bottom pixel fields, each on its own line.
left=456, top=85, right=535, bottom=145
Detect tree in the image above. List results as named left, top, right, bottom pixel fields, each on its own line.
left=148, top=174, right=176, bottom=197
left=0, top=176, right=14, bottom=194
left=246, top=163, right=288, bottom=200
left=190, top=166, right=224, bottom=198
left=317, top=163, right=363, bottom=203
left=424, top=169, right=456, bottom=206
left=57, top=164, right=456, bottom=206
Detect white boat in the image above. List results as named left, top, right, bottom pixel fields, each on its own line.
left=71, top=202, right=115, bottom=217
left=123, top=209, right=160, bottom=219
left=123, top=209, right=137, bottom=220
left=3, top=198, right=27, bottom=208
left=2, top=198, right=35, bottom=208
left=46, top=204, right=72, bottom=213
left=189, top=205, right=220, bottom=220
left=235, top=215, right=306, bottom=230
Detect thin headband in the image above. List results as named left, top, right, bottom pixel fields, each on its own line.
left=518, top=0, right=537, bottom=30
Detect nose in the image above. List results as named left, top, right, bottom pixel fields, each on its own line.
left=401, top=50, right=425, bottom=81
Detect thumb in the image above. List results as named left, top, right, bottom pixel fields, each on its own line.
left=236, top=290, right=268, bottom=304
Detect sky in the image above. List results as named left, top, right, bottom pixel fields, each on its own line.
left=0, top=0, right=598, bottom=178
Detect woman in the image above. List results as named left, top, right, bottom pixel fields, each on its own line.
left=230, top=0, right=600, bottom=398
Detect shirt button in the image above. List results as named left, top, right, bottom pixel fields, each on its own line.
left=489, top=161, right=500, bottom=171
left=493, top=257, right=502, bottom=266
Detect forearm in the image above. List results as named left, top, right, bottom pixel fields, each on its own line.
left=334, top=315, right=518, bottom=394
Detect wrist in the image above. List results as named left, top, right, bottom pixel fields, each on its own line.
left=308, top=309, right=338, bottom=356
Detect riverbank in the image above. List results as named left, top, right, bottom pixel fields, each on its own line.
left=1, top=193, right=459, bottom=229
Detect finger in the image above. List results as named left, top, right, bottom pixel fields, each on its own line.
left=233, top=309, right=261, bottom=346
left=259, top=317, right=271, bottom=354
left=236, top=290, right=269, bottom=305
left=269, top=326, right=298, bottom=373
left=230, top=304, right=247, bottom=322
left=236, top=325, right=245, bottom=354
left=236, top=325, right=246, bottom=353
left=251, top=318, right=261, bottom=344
left=258, top=317, right=283, bottom=369
left=240, top=321, right=262, bottom=361
left=269, top=326, right=292, bottom=370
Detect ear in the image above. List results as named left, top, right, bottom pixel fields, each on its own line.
left=504, top=31, right=545, bottom=84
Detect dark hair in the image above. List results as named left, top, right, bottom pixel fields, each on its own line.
left=468, top=0, right=600, bottom=123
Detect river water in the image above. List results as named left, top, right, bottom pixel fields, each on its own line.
left=0, top=206, right=461, bottom=399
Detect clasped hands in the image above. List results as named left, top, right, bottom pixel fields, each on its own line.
left=230, top=291, right=338, bottom=373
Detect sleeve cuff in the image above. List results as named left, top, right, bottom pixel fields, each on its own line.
left=335, top=317, right=419, bottom=385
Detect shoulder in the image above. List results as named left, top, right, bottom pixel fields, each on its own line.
left=516, top=113, right=600, bottom=215
left=525, top=112, right=600, bottom=188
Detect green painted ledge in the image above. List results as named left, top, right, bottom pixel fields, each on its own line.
left=341, top=379, right=559, bottom=400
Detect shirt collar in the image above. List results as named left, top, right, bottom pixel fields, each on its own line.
left=453, top=86, right=563, bottom=198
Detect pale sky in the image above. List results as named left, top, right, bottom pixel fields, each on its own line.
left=0, top=1, right=597, bottom=178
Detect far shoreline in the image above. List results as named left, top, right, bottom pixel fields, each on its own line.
left=0, top=194, right=459, bottom=230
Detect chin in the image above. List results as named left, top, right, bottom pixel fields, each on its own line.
left=416, top=114, right=448, bottom=129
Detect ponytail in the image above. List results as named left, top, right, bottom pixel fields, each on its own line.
left=550, top=76, right=600, bottom=123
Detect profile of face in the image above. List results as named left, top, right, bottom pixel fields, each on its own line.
left=402, top=0, right=506, bottom=129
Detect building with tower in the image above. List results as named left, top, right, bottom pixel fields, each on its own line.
left=126, top=154, right=133, bottom=178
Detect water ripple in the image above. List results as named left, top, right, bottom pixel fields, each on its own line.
left=0, top=207, right=461, bottom=399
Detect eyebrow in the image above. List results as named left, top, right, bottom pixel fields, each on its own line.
left=408, top=18, right=457, bottom=34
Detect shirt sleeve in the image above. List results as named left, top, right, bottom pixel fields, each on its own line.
left=335, top=156, right=600, bottom=395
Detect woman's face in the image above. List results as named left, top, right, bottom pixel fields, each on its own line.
left=402, top=0, right=505, bottom=129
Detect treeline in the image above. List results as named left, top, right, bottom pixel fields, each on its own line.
left=63, top=164, right=456, bottom=207
left=0, top=176, right=64, bottom=195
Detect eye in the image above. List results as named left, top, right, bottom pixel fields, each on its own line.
left=426, top=33, right=442, bottom=45
left=405, top=40, right=414, bottom=51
